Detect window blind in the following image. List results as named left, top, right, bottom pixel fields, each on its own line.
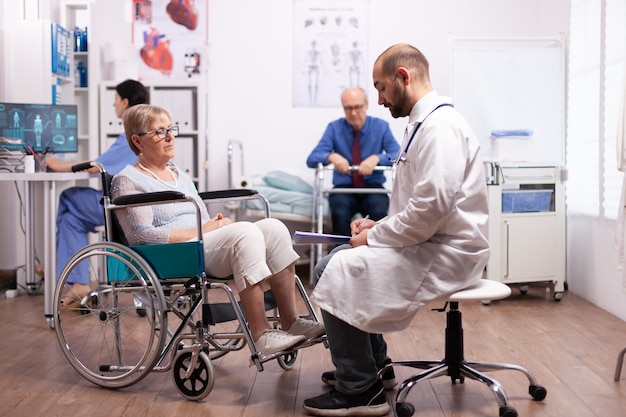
left=567, top=0, right=626, bottom=220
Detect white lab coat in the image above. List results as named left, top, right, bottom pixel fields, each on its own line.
left=311, top=91, right=490, bottom=334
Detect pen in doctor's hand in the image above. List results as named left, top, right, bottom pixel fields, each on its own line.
left=354, top=215, right=369, bottom=235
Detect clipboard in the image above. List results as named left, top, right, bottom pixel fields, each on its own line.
left=292, top=231, right=351, bottom=245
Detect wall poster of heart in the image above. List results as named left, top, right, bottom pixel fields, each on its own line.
left=132, top=0, right=209, bottom=81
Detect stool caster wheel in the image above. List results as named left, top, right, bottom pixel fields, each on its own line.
left=529, top=384, right=547, bottom=401
left=499, top=406, right=518, bottom=417
left=395, top=401, right=415, bottom=417
left=451, top=375, right=465, bottom=384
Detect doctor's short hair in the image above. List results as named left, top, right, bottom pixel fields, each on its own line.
left=378, top=43, right=430, bottom=83
left=123, top=104, right=174, bottom=155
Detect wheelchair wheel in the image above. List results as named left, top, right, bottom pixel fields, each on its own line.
left=277, top=350, right=298, bottom=370
left=173, top=350, right=215, bottom=401
left=54, top=242, right=167, bottom=389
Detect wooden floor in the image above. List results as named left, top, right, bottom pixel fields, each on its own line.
left=2, top=278, right=626, bottom=417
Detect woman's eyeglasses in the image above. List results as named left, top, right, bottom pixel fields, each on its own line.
left=137, top=126, right=180, bottom=141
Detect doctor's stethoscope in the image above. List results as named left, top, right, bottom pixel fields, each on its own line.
left=392, top=103, right=453, bottom=165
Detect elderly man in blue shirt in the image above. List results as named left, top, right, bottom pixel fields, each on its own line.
left=306, top=87, right=400, bottom=236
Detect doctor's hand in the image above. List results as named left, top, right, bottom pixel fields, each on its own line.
left=349, top=229, right=369, bottom=247
left=350, top=217, right=375, bottom=236
left=327, top=153, right=351, bottom=174
left=203, top=213, right=232, bottom=233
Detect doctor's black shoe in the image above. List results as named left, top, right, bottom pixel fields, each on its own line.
left=321, top=360, right=397, bottom=390
left=303, top=381, right=390, bottom=416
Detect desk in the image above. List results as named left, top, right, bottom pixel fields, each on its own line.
left=0, top=172, right=91, bottom=327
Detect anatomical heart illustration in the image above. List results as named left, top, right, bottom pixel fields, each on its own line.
left=140, top=27, right=173, bottom=74
left=166, top=0, right=199, bottom=31
left=133, top=0, right=207, bottom=79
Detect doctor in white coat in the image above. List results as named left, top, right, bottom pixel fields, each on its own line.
left=303, top=43, right=490, bottom=417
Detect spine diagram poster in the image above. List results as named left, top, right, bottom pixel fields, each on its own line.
left=132, top=0, right=208, bottom=80
left=293, top=0, right=369, bottom=107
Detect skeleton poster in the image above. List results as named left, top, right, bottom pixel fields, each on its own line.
left=293, top=0, right=369, bottom=107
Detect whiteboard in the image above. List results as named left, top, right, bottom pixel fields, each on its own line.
left=451, top=38, right=565, bottom=165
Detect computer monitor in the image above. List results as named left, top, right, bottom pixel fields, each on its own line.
left=0, top=102, right=78, bottom=153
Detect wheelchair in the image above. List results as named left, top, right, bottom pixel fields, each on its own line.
left=53, top=161, right=325, bottom=401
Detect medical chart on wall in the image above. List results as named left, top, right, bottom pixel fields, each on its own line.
left=293, top=0, right=369, bottom=108
left=132, top=0, right=208, bottom=80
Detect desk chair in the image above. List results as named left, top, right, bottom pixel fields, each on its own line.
left=383, top=279, right=547, bottom=417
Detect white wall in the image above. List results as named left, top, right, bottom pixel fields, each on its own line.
left=568, top=217, right=626, bottom=321
left=66, top=0, right=569, bottom=189
left=205, top=0, right=570, bottom=188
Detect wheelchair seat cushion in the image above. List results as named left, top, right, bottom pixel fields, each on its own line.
left=130, top=241, right=205, bottom=280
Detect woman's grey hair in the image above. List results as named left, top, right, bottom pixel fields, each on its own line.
left=122, top=104, right=173, bottom=155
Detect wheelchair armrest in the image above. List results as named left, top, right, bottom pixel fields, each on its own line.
left=112, top=191, right=186, bottom=205
left=199, top=188, right=270, bottom=218
left=199, top=189, right=259, bottom=200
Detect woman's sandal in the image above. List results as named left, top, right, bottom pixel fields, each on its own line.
left=60, top=284, right=92, bottom=310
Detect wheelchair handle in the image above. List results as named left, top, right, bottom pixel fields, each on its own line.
left=71, top=161, right=106, bottom=174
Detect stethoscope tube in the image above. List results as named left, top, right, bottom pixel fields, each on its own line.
left=393, top=103, right=453, bottom=166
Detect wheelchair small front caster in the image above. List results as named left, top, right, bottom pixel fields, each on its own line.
left=277, top=350, right=298, bottom=370
left=173, top=351, right=215, bottom=401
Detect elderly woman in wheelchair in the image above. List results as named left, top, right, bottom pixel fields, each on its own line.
left=112, top=103, right=324, bottom=353
left=53, top=104, right=324, bottom=401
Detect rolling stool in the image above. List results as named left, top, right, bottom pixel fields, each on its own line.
left=381, top=279, right=547, bottom=417
left=614, top=346, right=626, bottom=381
